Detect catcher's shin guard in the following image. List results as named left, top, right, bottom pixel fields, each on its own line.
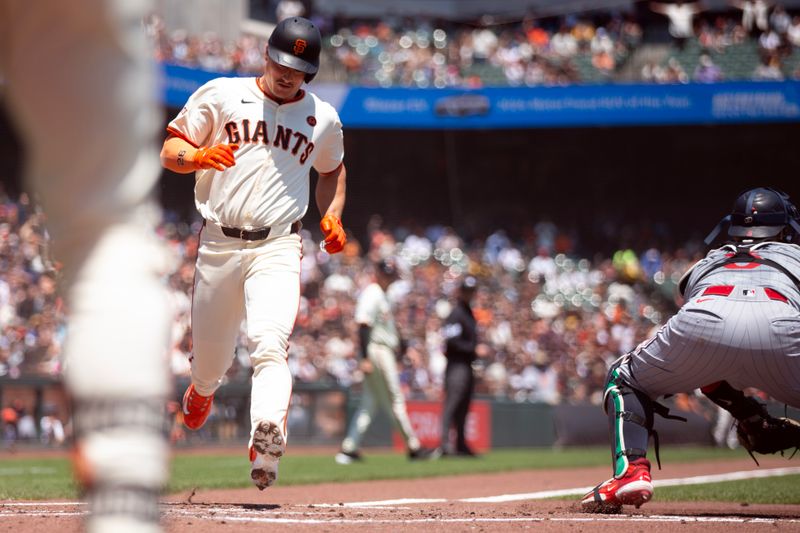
left=604, top=361, right=654, bottom=478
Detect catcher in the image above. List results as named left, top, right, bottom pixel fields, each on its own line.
left=582, top=187, right=800, bottom=511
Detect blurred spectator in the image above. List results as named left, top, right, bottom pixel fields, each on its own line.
left=759, top=27, right=782, bottom=51
left=694, top=53, right=724, bottom=82
left=753, top=53, right=785, bottom=79
left=276, top=0, right=305, bottom=23
left=650, top=1, right=706, bottom=50
left=39, top=406, right=65, bottom=446
left=732, top=0, right=771, bottom=36
left=16, top=407, right=36, bottom=440
left=551, top=25, right=579, bottom=57
left=788, top=16, right=800, bottom=46
left=592, top=50, right=616, bottom=75
left=665, top=57, right=690, bottom=83
left=2, top=402, right=19, bottom=447
left=732, top=0, right=757, bottom=35
left=770, top=4, right=792, bottom=34
left=146, top=7, right=800, bottom=87
left=754, top=0, right=772, bottom=34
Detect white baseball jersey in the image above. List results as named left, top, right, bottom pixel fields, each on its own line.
left=167, top=77, right=344, bottom=229
left=662, top=4, right=699, bottom=38
left=355, top=283, right=400, bottom=350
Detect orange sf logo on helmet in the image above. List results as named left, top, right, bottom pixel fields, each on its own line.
left=293, top=39, right=307, bottom=55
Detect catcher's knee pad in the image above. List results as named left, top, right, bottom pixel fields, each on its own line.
left=603, top=361, right=655, bottom=478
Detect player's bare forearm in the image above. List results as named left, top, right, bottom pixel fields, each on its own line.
left=161, top=136, right=238, bottom=173
left=316, top=164, right=346, bottom=218
left=160, top=136, right=199, bottom=174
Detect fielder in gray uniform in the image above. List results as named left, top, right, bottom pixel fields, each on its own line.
left=582, top=187, right=800, bottom=511
left=335, top=260, right=437, bottom=464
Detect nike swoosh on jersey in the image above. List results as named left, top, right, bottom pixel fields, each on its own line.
left=241, top=99, right=256, bottom=104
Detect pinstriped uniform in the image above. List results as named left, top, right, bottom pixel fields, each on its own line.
left=617, top=241, right=800, bottom=407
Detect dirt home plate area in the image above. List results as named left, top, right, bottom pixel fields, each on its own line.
left=1, top=455, right=799, bottom=532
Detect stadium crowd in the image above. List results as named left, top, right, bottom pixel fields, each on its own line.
left=145, top=3, right=800, bottom=86
left=1, top=190, right=701, bottom=415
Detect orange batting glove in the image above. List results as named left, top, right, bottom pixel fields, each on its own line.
left=320, top=214, right=346, bottom=254
left=193, top=143, right=239, bottom=171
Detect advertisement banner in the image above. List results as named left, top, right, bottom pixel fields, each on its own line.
left=160, top=64, right=800, bottom=129
left=392, top=400, right=492, bottom=452
left=340, top=82, right=800, bottom=129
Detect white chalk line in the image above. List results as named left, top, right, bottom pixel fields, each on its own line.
left=461, top=466, right=800, bottom=503
left=0, top=511, right=797, bottom=525
left=0, top=467, right=798, bottom=525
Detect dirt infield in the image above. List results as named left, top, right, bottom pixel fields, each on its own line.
left=2, top=455, right=799, bottom=531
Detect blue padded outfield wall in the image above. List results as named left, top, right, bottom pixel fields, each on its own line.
left=162, top=64, right=800, bottom=129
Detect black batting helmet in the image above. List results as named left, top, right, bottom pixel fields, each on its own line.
left=704, top=187, right=800, bottom=244
left=267, top=17, right=321, bottom=83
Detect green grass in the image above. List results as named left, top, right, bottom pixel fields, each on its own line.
left=0, top=458, right=79, bottom=500
left=0, top=446, right=789, bottom=503
left=655, top=475, right=800, bottom=505
left=169, top=446, right=743, bottom=493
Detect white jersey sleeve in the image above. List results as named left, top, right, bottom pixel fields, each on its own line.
left=167, top=80, right=223, bottom=147
left=355, top=284, right=380, bottom=326
left=354, top=283, right=399, bottom=349
left=311, top=101, right=344, bottom=174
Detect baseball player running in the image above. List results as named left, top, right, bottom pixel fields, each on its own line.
left=335, top=260, right=437, bottom=464
left=3, top=1, right=172, bottom=531
left=160, top=17, right=347, bottom=490
left=582, top=187, right=800, bottom=511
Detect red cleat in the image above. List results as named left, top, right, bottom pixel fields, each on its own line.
left=581, top=458, right=653, bottom=511
left=181, top=384, right=213, bottom=430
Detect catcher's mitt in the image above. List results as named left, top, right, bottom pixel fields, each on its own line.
left=737, top=415, right=800, bottom=465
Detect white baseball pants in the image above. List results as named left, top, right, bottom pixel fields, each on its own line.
left=191, top=223, right=300, bottom=444
left=342, top=343, right=420, bottom=453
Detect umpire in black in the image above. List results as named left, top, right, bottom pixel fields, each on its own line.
left=438, top=276, right=479, bottom=457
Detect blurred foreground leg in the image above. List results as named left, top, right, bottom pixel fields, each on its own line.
left=2, top=0, right=172, bottom=531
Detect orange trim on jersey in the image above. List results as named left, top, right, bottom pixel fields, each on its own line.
left=255, top=77, right=305, bottom=105
left=166, top=127, right=200, bottom=148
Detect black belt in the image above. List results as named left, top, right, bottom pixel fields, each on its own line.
left=216, top=221, right=301, bottom=241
